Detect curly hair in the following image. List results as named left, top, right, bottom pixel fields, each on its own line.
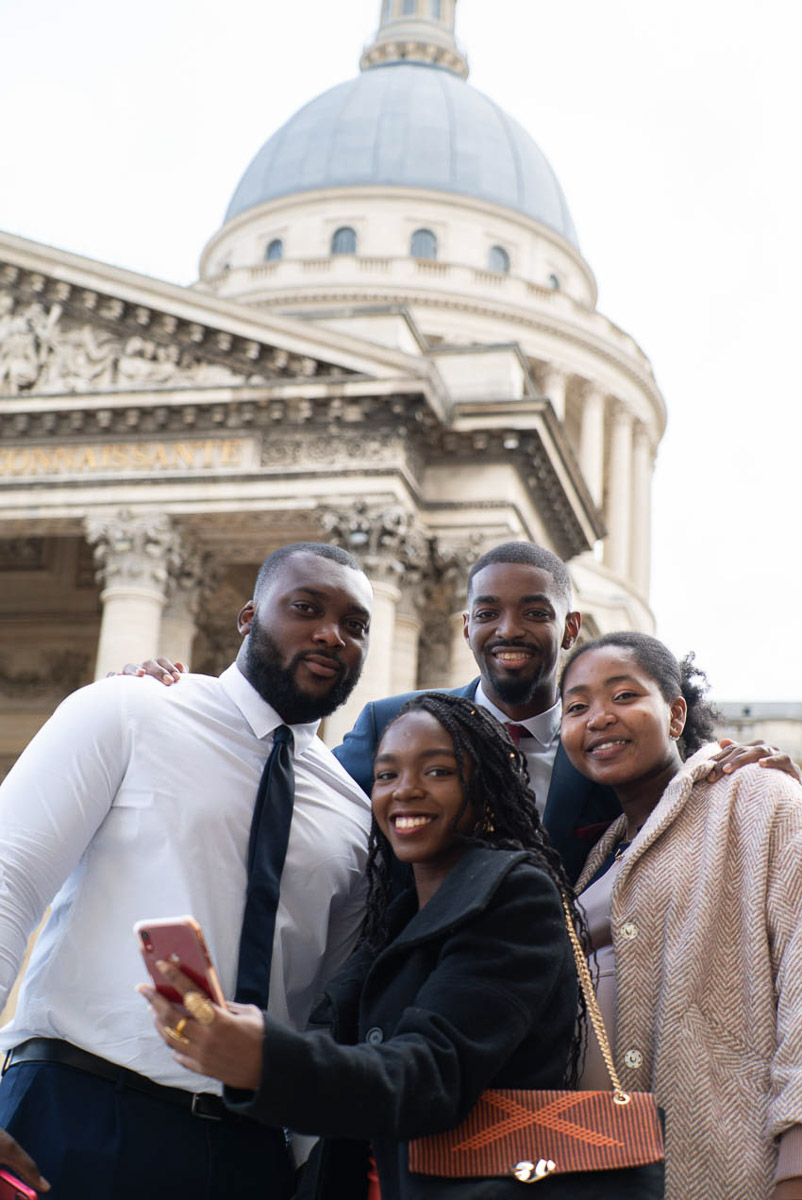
left=561, top=631, right=720, bottom=758
left=360, top=690, right=589, bottom=1085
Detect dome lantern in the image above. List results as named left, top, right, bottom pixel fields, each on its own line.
left=360, top=0, right=469, bottom=79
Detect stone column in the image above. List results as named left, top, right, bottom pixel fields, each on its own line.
left=159, top=538, right=215, bottom=668
left=578, top=382, right=605, bottom=506
left=320, top=502, right=428, bottom=746
left=630, top=423, right=654, bottom=598
left=541, top=366, right=567, bottom=422
left=86, top=509, right=176, bottom=680
left=415, top=542, right=477, bottom=692
left=391, top=603, right=422, bottom=696
left=447, top=608, right=476, bottom=688
left=603, top=403, right=635, bottom=580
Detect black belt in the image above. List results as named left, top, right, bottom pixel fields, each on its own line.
left=2, top=1037, right=240, bottom=1123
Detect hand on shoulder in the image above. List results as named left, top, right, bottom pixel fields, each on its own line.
left=107, top=657, right=187, bottom=685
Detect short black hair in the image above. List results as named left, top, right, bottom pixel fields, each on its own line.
left=254, top=542, right=364, bottom=599
left=467, top=541, right=572, bottom=607
left=561, top=631, right=720, bottom=758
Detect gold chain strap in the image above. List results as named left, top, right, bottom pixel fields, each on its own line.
left=561, top=897, right=630, bottom=1105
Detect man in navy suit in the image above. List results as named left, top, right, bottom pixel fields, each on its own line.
left=125, top=541, right=798, bottom=883
left=333, top=541, right=616, bottom=882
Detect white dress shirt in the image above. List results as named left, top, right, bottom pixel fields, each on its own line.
left=473, top=683, right=561, bottom=815
left=0, top=665, right=371, bottom=1093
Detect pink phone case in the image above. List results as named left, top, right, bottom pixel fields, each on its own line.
left=0, top=1169, right=38, bottom=1200
left=134, top=915, right=225, bottom=1007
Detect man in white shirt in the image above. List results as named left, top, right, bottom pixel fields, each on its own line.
left=0, top=542, right=374, bottom=1200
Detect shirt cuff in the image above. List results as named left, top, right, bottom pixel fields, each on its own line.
left=775, top=1125, right=802, bottom=1183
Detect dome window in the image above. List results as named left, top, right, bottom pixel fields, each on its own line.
left=331, top=226, right=357, bottom=255
left=548, top=272, right=561, bottom=290
left=402, top=0, right=417, bottom=13
left=266, top=238, right=283, bottom=261
left=488, top=245, right=510, bottom=274
left=431, top=0, right=442, bottom=16
left=410, top=228, right=438, bottom=260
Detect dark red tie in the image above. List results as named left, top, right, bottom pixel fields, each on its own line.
left=505, top=723, right=530, bottom=745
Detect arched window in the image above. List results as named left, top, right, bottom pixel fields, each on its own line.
left=265, top=238, right=283, bottom=261
left=383, top=0, right=393, bottom=18
left=548, top=272, right=561, bottom=290
left=410, top=228, right=437, bottom=260
left=431, top=0, right=443, bottom=16
left=402, top=0, right=416, bottom=13
left=331, top=226, right=357, bottom=255
left=488, top=245, right=510, bottom=274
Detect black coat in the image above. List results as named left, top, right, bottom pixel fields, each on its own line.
left=332, top=680, right=621, bottom=883
left=233, top=848, right=577, bottom=1200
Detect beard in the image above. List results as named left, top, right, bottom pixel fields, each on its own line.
left=483, top=652, right=548, bottom=707
left=243, top=612, right=361, bottom=724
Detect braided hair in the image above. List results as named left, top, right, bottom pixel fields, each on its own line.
left=360, top=691, right=589, bottom=1086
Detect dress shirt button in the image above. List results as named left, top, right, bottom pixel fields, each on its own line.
left=620, top=922, right=638, bottom=941
left=623, top=1049, right=643, bottom=1069
left=366, top=1027, right=384, bottom=1045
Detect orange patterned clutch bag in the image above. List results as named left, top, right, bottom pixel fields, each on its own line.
left=408, top=1086, right=663, bottom=1182
left=409, top=900, right=664, bottom=1187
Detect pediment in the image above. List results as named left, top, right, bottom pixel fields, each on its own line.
left=0, top=232, right=431, bottom=400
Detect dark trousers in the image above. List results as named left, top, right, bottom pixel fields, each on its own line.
left=0, top=1061, right=294, bottom=1200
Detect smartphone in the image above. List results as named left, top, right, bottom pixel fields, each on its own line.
left=0, top=1169, right=38, bottom=1200
left=134, top=915, right=225, bottom=1007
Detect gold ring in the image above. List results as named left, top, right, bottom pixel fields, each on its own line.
left=184, top=991, right=216, bottom=1026
left=165, top=1018, right=190, bottom=1045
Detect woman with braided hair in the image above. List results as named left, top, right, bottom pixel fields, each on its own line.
left=141, top=692, right=595, bottom=1199
left=560, top=631, right=802, bottom=1200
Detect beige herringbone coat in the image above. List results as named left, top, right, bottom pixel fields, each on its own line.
left=577, top=746, right=802, bottom=1200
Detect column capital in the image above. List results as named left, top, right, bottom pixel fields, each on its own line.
left=610, top=398, right=635, bottom=427
left=164, top=532, right=220, bottom=618
left=632, top=419, right=655, bottom=456
left=415, top=533, right=485, bottom=689
left=322, top=500, right=430, bottom=588
left=578, top=378, right=606, bottom=403
left=84, top=508, right=177, bottom=598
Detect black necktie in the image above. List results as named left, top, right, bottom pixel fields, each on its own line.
left=235, top=725, right=295, bottom=1009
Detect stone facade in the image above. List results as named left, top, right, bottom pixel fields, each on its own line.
left=0, top=0, right=667, bottom=770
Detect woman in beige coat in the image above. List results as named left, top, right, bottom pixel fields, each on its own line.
left=560, top=631, right=802, bottom=1200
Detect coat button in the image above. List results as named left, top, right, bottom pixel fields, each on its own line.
left=366, top=1027, right=384, bottom=1045
left=624, top=1049, right=643, bottom=1069
left=620, top=922, right=638, bottom=940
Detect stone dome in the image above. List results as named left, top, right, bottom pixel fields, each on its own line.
left=224, top=62, right=579, bottom=247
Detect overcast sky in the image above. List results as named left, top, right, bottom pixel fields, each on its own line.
left=1, top=0, right=799, bottom=700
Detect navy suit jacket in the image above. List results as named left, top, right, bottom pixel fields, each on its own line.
left=332, top=679, right=621, bottom=884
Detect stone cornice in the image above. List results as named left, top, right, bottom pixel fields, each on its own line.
left=0, top=231, right=439, bottom=382
left=0, top=384, right=432, bottom=442
left=421, top=416, right=603, bottom=559
left=249, top=285, right=666, bottom=432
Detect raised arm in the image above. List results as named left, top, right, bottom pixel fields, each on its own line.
left=143, top=863, right=573, bottom=1142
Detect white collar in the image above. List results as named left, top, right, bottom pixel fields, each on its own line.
left=219, top=663, right=320, bottom=756
left=474, top=681, right=562, bottom=748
